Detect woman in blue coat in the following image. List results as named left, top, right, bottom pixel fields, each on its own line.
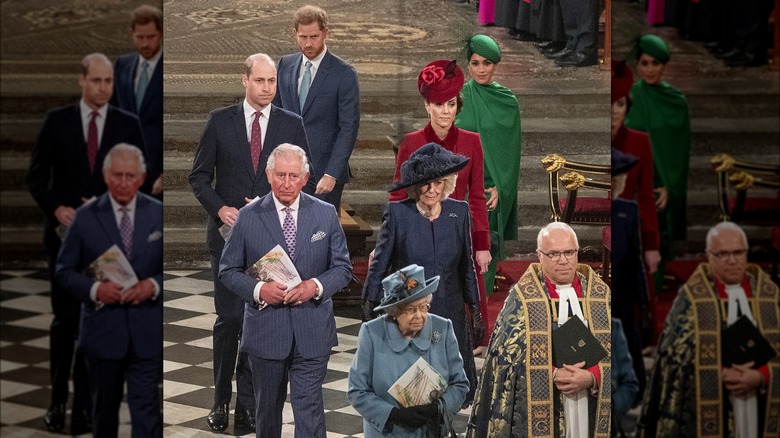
left=349, top=264, right=469, bottom=437
left=362, top=143, right=483, bottom=406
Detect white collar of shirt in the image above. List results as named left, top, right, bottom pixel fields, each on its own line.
left=556, top=283, right=584, bottom=324
left=271, top=193, right=300, bottom=227
left=108, top=194, right=138, bottom=229
left=243, top=99, right=271, bottom=144
left=725, top=283, right=754, bottom=324
left=299, top=46, right=327, bottom=84
left=79, top=100, right=108, bottom=144
left=136, top=49, right=162, bottom=79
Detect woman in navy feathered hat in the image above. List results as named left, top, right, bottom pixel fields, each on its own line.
left=384, top=59, right=493, bottom=363
left=363, top=143, right=483, bottom=408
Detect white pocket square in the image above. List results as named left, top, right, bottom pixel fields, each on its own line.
left=310, top=230, right=327, bottom=242
left=147, top=230, right=162, bottom=242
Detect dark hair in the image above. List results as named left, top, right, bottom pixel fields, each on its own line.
left=131, top=5, right=162, bottom=31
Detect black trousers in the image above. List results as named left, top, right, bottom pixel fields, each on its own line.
left=559, top=0, right=599, bottom=55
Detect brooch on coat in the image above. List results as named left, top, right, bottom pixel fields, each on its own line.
left=431, top=330, right=442, bottom=344
left=448, top=213, right=457, bottom=218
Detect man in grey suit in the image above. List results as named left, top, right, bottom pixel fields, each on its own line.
left=219, top=144, right=352, bottom=438
left=273, top=5, right=360, bottom=210
left=189, top=53, right=314, bottom=434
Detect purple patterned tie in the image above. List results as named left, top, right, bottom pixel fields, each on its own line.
left=119, top=207, right=133, bottom=259
left=282, top=207, right=296, bottom=258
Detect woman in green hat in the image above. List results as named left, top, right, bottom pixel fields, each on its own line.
left=455, top=34, right=522, bottom=349
left=625, top=34, right=691, bottom=288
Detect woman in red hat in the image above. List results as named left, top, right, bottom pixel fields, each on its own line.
left=388, top=59, right=491, bottom=354
left=611, top=59, right=660, bottom=409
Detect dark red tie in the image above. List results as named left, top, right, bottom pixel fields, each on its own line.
left=250, top=111, right=262, bottom=172
left=87, top=111, right=98, bottom=172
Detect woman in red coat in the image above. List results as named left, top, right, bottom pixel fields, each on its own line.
left=389, top=60, right=491, bottom=356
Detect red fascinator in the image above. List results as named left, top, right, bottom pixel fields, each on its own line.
left=417, top=59, right=464, bottom=104
left=611, top=60, right=633, bottom=104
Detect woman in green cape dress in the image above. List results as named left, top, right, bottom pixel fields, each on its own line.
left=625, top=34, right=691, bottom=291
left=455, top=34, right=522, bottom=307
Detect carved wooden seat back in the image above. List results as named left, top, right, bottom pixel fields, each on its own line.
left=711, top=153, right=780, bottom=226
left=541, top=153, right=612, bottom=225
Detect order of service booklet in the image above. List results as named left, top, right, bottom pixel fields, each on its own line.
left=721, top=315, right=778, bottom=367
left=87, top=244, right=139, bottom=291
left=551, top=316, right=608, bottom=369
left=246, top=244, right=302, bottom=290
left=388, top=357, right=447, bottom=407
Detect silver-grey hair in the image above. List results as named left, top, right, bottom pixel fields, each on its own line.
left=103, top=143, right=146, bottom=173
left=244, top=53, right=276, bottom=77
left=266, top=143, right=310, bottom=174
left=705, top=221, right=748, bottom=250
left=384, top=294, right=433, bottom=319
left=407, top=174, right=458, bottom=201
left=536, top=221, right=579, bottom=250
left=80, top=53, right=112, bottom=76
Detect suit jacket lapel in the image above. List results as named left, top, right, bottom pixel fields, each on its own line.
left=131, top=195, right=149, bottom=261
left=301, top=52, right=330, bottom=116
left=292, top=194, right=314, bottom=263
left=71, top=105, right=92, bottom=177
left=289, top=56, right=303, bottom=114
left=94, top=194, right=124, bottom=255
left=231, top=105, right=256, bottom=179
left=258, top=195, right=287, bottom=252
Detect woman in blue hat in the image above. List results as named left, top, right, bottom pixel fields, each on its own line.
left=364, top=143, right=483, bottom=407
left=348, top=264, right=469, bottom=437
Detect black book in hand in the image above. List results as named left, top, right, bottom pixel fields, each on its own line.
left=721, top=315, right=777, bottom=368
left=552, top=317, right=608, bottom=369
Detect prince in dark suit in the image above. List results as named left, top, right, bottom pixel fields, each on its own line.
left=273, top=5, right=360, bottom=210
left=56, top=144, right=162, bottom=438
left=189, top=53, right=314, bottom=433
left=26, top=52, right=146, bottom=434
left=219, top=144, right=352, bottom=438
left=110, top=4, right=163, bottom=196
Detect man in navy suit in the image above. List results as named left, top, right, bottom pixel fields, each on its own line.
left=189, top=53, right=314, bottom=434
left=220, top=144, right=352, bottom=438
left=110, top=4, right=164, bottom=197
left=56, top=144, right=162, bottom=438
left=26, top=52, right=146, bottom=434
left=273, top=5, right=360, bottom=210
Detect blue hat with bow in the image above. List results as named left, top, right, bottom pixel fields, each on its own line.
left=374, top=264, right=440, bottom=312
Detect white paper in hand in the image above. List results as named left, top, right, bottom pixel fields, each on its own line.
left=388, top=357, right=447, bottom=407
left=88, top=244, right=139, bottom=291
left=246, top=244, right=302, bottom=290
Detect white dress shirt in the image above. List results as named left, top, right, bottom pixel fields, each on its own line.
left=80, top=100, right=108, bottom=146
left=298, top=46, right=327, bottom=93
left=243, top=99, right=270, bottom=146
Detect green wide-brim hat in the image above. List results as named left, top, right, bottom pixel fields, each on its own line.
left=467, top=34, right=501, bottom=63
left=638, top=34, right=670, bottom=64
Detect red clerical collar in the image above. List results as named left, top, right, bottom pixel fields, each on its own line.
left=545, top=275, right=583, bottom=299
left=714, top=275, right=752, bottom=299
left=423, top=123, right=459, bottom=150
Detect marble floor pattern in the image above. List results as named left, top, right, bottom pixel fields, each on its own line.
left=1, top=269, right=480, bottom=437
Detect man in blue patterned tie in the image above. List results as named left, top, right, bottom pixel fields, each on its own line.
left=56, top=144, right=163, bottom=438
left=219, top=143, right=352, bottom=438
left=111, top=4, right=164, bottom=198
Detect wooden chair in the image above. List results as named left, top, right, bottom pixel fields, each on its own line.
left=541, top=153, right=612, bottom=225
left=711, top=153, right=780, bottom=226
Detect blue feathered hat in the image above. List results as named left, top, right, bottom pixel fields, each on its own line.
left=374, top=264, right=440, bottom=312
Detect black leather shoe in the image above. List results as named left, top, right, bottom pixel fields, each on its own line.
left=511, top=31, right=535, bottom=41
left=43, top=404, right=66, bottom=432
left=207, top=404, right=229, bottom=432
left=724, top=52, right=767, bottom=67
left=545, top=48, right=573, bottom=60
left=234, top=408, right=256, bottom=433
left=555, top=51, right=598, bottom=67
left=541, top=42, right=566, bottom=54
left=533, top=40, right=554, bottom=49
left=714, top=47, right=742, bottom=60
left=71, top=408, right=92, bottom=435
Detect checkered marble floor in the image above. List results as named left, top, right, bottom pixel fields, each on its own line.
left=1, top=269, right=480, bottom=437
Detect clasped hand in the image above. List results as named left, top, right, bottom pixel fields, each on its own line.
left=259, top=280, right=316, bottom=306
left=722, top=361, right=763, bottom=398
left=389, top=402, right=438, bottom=428
left=553, top=361, right=594, bottom=396
left=97, top=279, right=154, bottom=306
